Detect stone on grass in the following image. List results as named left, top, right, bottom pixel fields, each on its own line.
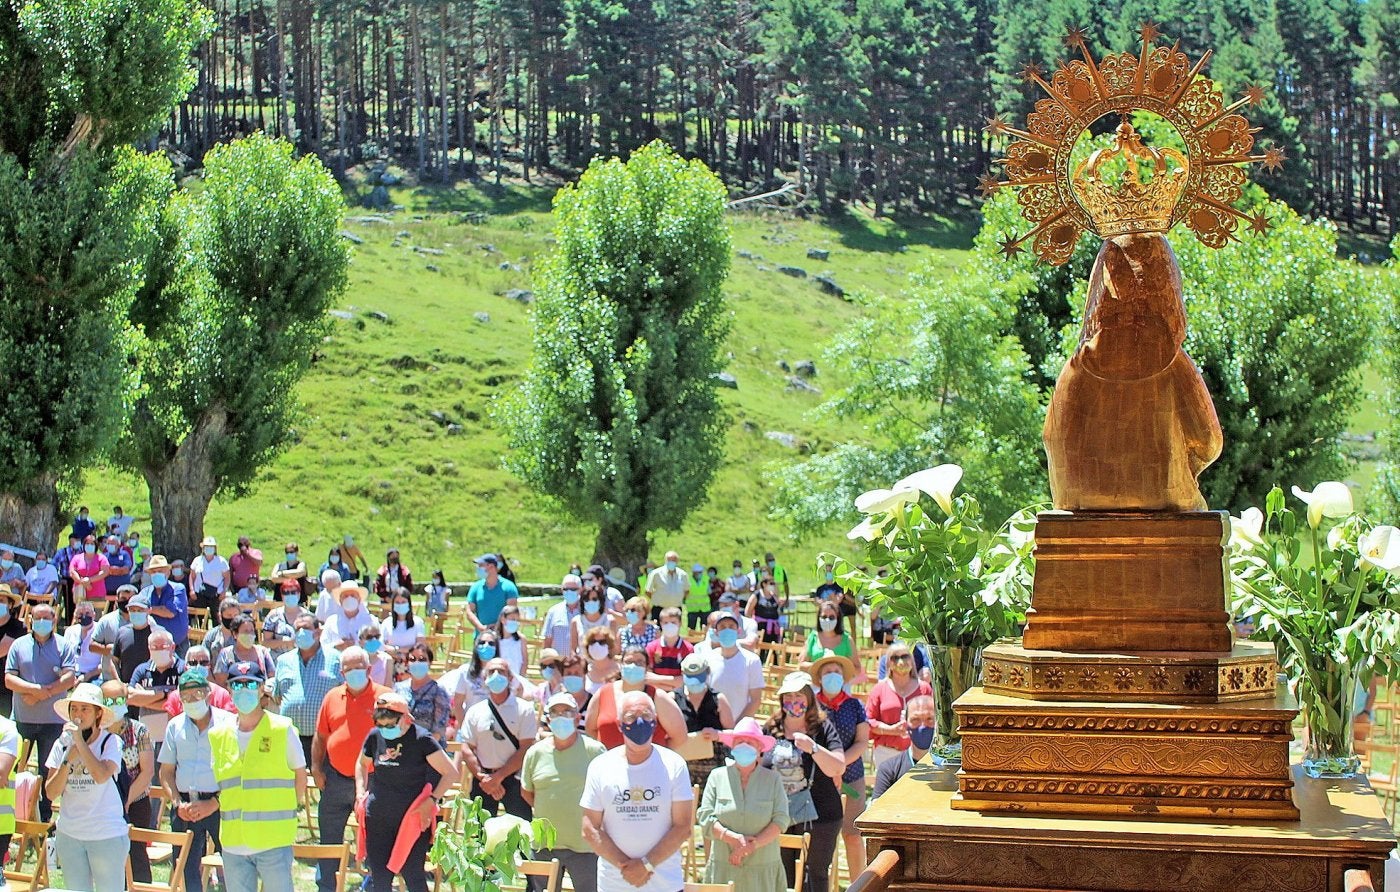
left=505, top=289, right=534, bottom=305
left=474, top=312, right=491, bottom=324
left=339, top=230, right=364, bottom=244
left=713, top=372, right=739, bottom=390
left=786, top=376, right=821, bottom=394
left=794, top=360, right=817, bottom=378
left=814, top=274, right=844, bottom=298
left=778, top=266, right=808, bottom=278
left=765, top=432, right=800, bottom=449
left=806, top=248, right=830, bottom=261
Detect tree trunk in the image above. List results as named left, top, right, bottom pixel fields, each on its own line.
left=0, top=474, right=61, bottom=552
left=143, top=409, right=227, bottom=565
left=592, top=523, right=648, bottom=591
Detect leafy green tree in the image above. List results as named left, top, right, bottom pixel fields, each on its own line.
left=116, top=135, right=349, bottom=561
left=770, top=268, right=1048, bottom=539
left=1370, top=235, right=1400, bottom=518
left=500, top=141, right=731, bottom=575
left=978, top=186, right=1372, bottom=513
left=0, top=0, right=208, bottom=548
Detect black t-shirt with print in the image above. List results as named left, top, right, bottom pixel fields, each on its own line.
left=362, top=723, right=442, bottom=818
left=763, top=716, right=844, bottom=824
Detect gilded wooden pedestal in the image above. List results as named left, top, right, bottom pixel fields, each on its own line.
left=858, top=762, right=1394, bottom=892
left=1022, top=511, right=1234, bottom=653
left=951, top=685, right=1299, bottom=819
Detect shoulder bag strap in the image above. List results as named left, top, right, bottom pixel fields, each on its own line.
left=486, top=698, right=520, bottom=751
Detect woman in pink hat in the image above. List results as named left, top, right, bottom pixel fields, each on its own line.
left=698, top=717, right=790, bottom=892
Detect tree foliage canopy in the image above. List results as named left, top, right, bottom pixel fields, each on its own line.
left=501, top=141, right=731, bottom=564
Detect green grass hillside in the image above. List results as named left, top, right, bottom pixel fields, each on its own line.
left=82, top=182, right=976, bottom=590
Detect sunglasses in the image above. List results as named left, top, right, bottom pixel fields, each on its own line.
left=187, top=659, right=211, bottom=667
left=230, top=680, right=261, bottom=691
left=407, top=657, right=430, bottom=664
left=889, top=654, right=913, bottom=663
left=102, top=697, right=125, bottom=707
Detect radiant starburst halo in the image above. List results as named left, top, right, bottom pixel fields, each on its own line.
left=983, top=26, right=1282, bottom=265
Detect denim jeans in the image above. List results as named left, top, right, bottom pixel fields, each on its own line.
left=224, top=846, right=294, bottom=892
left=54, top=831, right=130, bottom=892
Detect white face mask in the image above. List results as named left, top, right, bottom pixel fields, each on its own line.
left=342, top=597, right=360, bottom=614
left=587, top=643, right=609, bottom=660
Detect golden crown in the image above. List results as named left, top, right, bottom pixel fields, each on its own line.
left=982, top=25, right=1284, bottom=265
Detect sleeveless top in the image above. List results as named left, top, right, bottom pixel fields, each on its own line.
left=673, top=688, right=722, bottom=733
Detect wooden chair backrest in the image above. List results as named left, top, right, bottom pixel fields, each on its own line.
left=127, top=826, right=195, bottom=892
left=6, top=818, right=51, bottom=892
left=294, top=840, right=353, bottom=892
left=779, top=832, right=810, bottom=892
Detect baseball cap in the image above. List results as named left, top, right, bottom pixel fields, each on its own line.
left=228, top=660, right=266, bottom=684
left=474, top=554, right=499, bottom=566
left=546, top=691, right=578, bottom=712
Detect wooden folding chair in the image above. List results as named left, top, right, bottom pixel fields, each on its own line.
left=128, top=826, right=194, bottom=892
left=779, top=832, right=811, bottom=892
left=5, top=818, right=51, bottom=892
left=294, top=840, right=353, bottom=892
left=684, top=883, right=734, bottom=892
left=519, top=858, right=564, bottom=892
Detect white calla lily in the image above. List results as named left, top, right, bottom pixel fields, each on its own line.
left=483, top=814, right=532, bottom=853
left=855, top=487, right=918, bottom=515
left=894, top=464, right=963, bottom=515
left=847, top=518, right=879, bottom=541
left=1291, top=482, right=1353, bottom=529
left=1229, top=507, right=1264, bottom=549
left=1361, top=525, right=1400, bottom=574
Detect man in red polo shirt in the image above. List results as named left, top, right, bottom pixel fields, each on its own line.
left=311, top=645, right=387, bottom=892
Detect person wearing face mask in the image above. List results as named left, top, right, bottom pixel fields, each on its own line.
left=163, top=645, right=236, bottom=717
left=586, top=646, right=686, bottom=749
left=108, top=506, right=134, bottom=539
left=671, top=653, right=732, bottom=788
left=747, top=576, right=789, bottom=661
left=580, top=627, right=620, bottom=698
left=313, top=568, right=346, bottom=623
left=373, top=548, right=414, bottom=604
left=456, top=657, right=536, bottom=819
left=271, top=540, right=314, bottom=601
left=213, top=614, right=275, bottom=688
left=382, top=589, right=427, bottom=654
left=68, top=533, right=111, bottom=609
left=189, top=536, right=231, bottom=612
left=449, top=631, right=510, bottom=725
left=126, top=629, right=186, bottom=748
left=521, top=692, right=607, bottom=892
left=54, top=534, right=83, bottom=616
left=202, top=596, right=243, bottom=656
left=541, top=575, right=584, bottom=653
left=643, top=551, right=688, bottom=623
left=424, top=570, right=452, bottom=634
left=355, top=692, right=458, bottom=892
left=6, top=601, right=77, bottom=822
left=228, top=536, right=264, bottom=593
left=699, top=717, right=789, bottom=892
left=358, top=625, right=395, bottom=686
left=803, top=600, right=864, bottom=682
left=871, top=695, right=937, bottom=800
left=684, top=564, right=709, bottom=631
left=312, top=645, right=387, bottom=892
left=318, top=548, right=354, bottom=591
left=114, top=591, right=168, bottom=683
left=213, top=660, right=308, bottom=892
left=725, top=561, right=753, bottom=600
left=101, top=534, right=134, bottom=597
left=272, top=615, right=342, bottom=764
left=644, top=606, right=692, bottom=680
left=717, top=593, right=761, bottom=650
left=864, top=642, right=933, bottom=770
left=570, top=586, right=619, bottom=659
left=260, top=578, right=305, bottom=655
left=581, top=690, right=693, bottom=892
left=556, top=653, right=591, bottom=714
left=0, top=586, right=27, bottom=717
left=618, top=595, right=658, bottom=652
left=705, top=614, right=765, bottom=721
left=24, top=550, right=59, bottom=597
left=763, top=673, right=844, bottom=892
left=493, top=604, right=530, bottom=680
left=322, top=582, right=375, bottom=655
left=530, top=648, right=568, bottom=709
left=465, top=554, right=519, bottom=634
left=70, top=506, right=97, bottom=543
left=393, top=642, right=450, bottom=740
left=143, top=554, right=191, bottom=656
left=160, top=668, right=234, bottom=892
left=807, top=650, right=869, bottom=875
left=101, top=677, right=156, bottom=883
left=88, top=583, right=136, bottom=676
left=45, top=683, right=127, bottom=892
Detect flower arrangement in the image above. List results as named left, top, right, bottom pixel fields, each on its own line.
left=821, top=464, right=1037, bottom=752
left=429, top=798, right=557, bottom=892
left=1230, top=481, right=1400, bottom=777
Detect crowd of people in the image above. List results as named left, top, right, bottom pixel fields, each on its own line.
left=0, top=509, right=937, bottom=892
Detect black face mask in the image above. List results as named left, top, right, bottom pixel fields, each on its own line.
left=221, top=616, right=236, bottom=629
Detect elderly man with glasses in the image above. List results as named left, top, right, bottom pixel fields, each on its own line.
left=160, top=668, right=234, bottom=892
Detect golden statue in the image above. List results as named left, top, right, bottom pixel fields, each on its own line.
left=982, top=25, right=1282, bottom=511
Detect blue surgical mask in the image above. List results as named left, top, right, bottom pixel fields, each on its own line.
left=717, top=629, right=739, bottom=649
left=475, top=565, right=486, bottom=579
left=295, top=629, right=316, bottom=650
left=625, top=610, right=640, bottom=624
left=378, top=724, right=405, bottom=741
left=730, top=743, right=759, bottom=767
left=583, top=600, right=601, bottom=615
left=821, top=671, right=845, bottom=696
left=184, top=698, right=210, bottom=720
left=563, top=589, right=580, bottom=606
left=908, top=724, right=937, bottom=751
left=364, top=638, right=382, bottom=655
left=31, top=619, right=52, bottom=637
left=825, top=571, right=835, bottom=582
left=562, top=675, right=584, bottom=693
left=393, top=602, right=410, bottom=616
left=504, top=620, right=520, bottom=635
left=284, top=592, right=300, bottom=607
left=150, top=573, right=168, bottom=587
left=344, top=669, right=369, bottom=691
left=408, top=661, right=430, bottom=679
left=286, top=552, right=299, bottom=563
left=665, top=561, right=677, bottom=571
left=476, top=643, right=497, bottom=660
left=232, top=688, right=261, bottom=714
left=130, top=612, right=149, bottom=629
left=542, top=666, right=557, bottom=681
left=819, top=616, right=838, bottom=632
left=620, top=664, right=646, bottom=685
left=485, top=672, right=509, bottom=694
left=683, top=676, right=708, bottom=693
left=621, top=718, right=655, bottom=745
left=548, top=716, right=576, bottom=739
left=0, top=605, right=9, bottom=621
left=34, top=560, right=46, bottom=570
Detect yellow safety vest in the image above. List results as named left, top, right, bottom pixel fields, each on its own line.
left=211, top=712, right=298, bottom=851
left=686, top=575, right=709, bottom=611
left=0, top=718, right=17, bottom=835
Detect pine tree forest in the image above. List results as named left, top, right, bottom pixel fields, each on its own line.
left=165, top=0, right=1400, bottom=232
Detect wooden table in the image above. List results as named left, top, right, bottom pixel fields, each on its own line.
left=857, top=762, right=1395, bottom=891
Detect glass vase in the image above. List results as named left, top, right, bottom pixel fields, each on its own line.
left=926, top=644, right=983, bottom=765
left=1300, top=663, right=1364, bottom=779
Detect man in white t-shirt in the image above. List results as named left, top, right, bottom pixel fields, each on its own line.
left=580, top=691, right=693, bottom=892
left=706, top=614, right=764, bottom=720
